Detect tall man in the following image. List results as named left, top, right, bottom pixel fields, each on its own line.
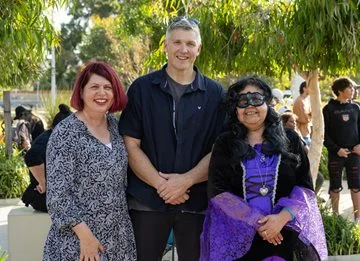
left=119, top=17, right=226, bottom=261
left=293, top=81, right=312, bottom=146
left=323, top=77, right=360, bottom=222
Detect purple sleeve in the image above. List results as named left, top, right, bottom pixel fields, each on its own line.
left=273, top=186, right=328, bottom=260
left=200, top=192, right=264, bottom=261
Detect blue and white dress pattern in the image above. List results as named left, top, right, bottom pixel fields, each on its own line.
left=43, top=114, right=136, bottom=260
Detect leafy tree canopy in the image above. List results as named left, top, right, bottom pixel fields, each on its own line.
left=0, top=0, right=66, bottom=89
left=118, top=0, right=360, bottom=81
left=41, top=0, right=122, bottom=90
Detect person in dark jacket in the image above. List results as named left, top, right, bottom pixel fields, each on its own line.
left=21, top=104, right=72, bottom=212
left=119, top=16, right=226, bottom=261
left=323, top=77, right=360, bottom=222
left=200, top=76, right=327, bottom=261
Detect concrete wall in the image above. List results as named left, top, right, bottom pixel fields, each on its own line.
left=8, top=207, right=51, bottom=261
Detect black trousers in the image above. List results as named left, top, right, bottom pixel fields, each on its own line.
left=129, top=210, right=205, bottom=261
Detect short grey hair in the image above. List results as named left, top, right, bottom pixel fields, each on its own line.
left=166, top=17, right=202, bottom=44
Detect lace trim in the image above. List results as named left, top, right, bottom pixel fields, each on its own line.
left=271, top=154, right=281, bottom=206
left=241, top=161, right=247, bottom=202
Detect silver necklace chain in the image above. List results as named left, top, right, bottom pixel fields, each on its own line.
left=254, top=149, right=269, bottom=196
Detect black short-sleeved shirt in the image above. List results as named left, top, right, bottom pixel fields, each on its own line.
left=25, top=129, right=51, bottom=184
left=119, top=65, right=226, bottom=212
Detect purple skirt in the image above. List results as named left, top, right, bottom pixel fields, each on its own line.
left=200, top=186, right=328, bottom=261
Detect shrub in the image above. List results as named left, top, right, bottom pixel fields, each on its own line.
left=319, top=146, right=329, bottom=180
left=0, top=138, right=29, bottom=198
left=0, top=247, right=8, bottom=261
left=320, top=203, right=360, bottom=255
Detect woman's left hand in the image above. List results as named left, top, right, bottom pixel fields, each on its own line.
left=257, top=212, right=291, bottom=244
left=259, top=232, right=283, bottom=245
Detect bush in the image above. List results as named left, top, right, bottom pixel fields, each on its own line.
left=0, top=247, right=8, bottom=261
left=320, top=203, right=360, bottom=255
left=0, top=138, right=29, bottom=198
left=319, top=146, right=329, bottom=180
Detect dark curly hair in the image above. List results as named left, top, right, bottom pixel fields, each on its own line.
left=226, top=76, right=295, bottom=162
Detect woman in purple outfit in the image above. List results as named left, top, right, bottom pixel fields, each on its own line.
left=200, top=76, right=327, bottom=261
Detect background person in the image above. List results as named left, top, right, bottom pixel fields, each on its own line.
left=323, top=77, right=360, bottom=223
left=281, top=111, right=309, bottom=154
left=13, top=105, right=32, bottom=151
left=43, top=61, right=136, bottom=260
left=21, top=104, right=72, bottom=212
left=201, top=76, right=327, bottom=260
left=15, top=105, right=45, bottom=141
left=119, top=16, right=226, bottom=261
left=281, top=111, right=324, bottom=194
left=293, top=81, right=312, bottom=146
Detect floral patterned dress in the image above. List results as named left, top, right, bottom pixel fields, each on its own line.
left=43, top=114, right=136, bottom=261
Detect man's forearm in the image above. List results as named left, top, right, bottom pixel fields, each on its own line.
left=124, top=136, right=165, bottom=189
left=184, top=152, right=211, bottom=185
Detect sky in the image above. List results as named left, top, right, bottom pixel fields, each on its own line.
left=53, top=6, right=71, bottom=29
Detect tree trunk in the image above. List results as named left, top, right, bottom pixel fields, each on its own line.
left=307, top=69, right=324, bottom=184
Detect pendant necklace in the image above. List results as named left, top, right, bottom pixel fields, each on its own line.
left=255, top=149, right=269, bottom=196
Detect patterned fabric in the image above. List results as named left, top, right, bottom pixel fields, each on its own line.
left=43, top=114, right=136, bottom=261
left=200, top=187, right=327, bottom=261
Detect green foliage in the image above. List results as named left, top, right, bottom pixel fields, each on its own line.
left=251, top=0, right=360, bottom=77
left=0, top=247, right=8, bottom=261
left=285, top=0, right=360, bottom=74
left=0, top=0, right=66, bottom=89
left=79, top=25, right=116, bottom=63
left=319, top=146, right=329, bottom=180
left=0, top=139, right=29, bottom=199
left=119, top=0, right=360, bottom=80
left=52, top=0, right=122, bottom=90
left=69, top=0, right=120, bottom=19
left=41, top=90, right=72, bottom=126
left=39, top=0, right=150, bottom=90
left=320, top=205, right=360, bottom=256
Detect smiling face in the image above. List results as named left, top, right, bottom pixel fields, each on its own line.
left=81, top=74, right=114, bottom=114
left=236, top=85, right=268, bottom=131
left=164, top=28, right=201, bottom=73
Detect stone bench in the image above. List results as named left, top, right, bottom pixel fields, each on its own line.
left=8, top=207, right=51, bottom=261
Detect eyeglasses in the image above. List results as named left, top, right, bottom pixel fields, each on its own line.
left=236, top=92, right=266, bottom=108
left=170, top=16, right=200, bottom=26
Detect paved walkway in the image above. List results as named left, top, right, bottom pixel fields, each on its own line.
left=0, top=180, right=352, bottom=260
